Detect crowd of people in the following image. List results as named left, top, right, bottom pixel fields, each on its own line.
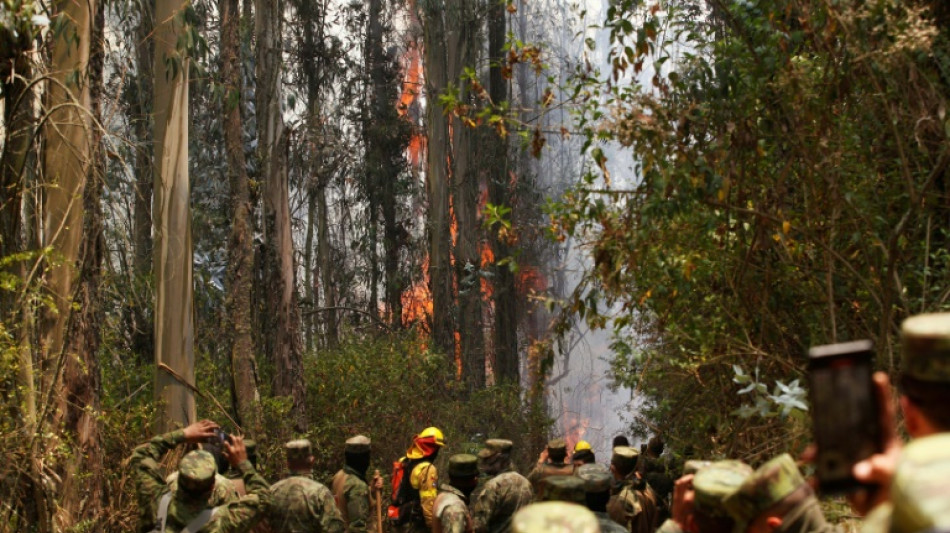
left=130, top=312, right=950, bottom=533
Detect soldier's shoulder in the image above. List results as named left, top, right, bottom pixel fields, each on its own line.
left=273, top=476, right=331, bottom=495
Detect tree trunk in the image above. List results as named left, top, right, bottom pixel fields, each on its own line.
left=447, top=0, right=484, bottom=388
left=222, top=0, right=263, bottom=435
left=256, top=0, right=307, bottom=430
left=420, top=0, right=455, bottom=358
left=58, top=1, right=105, bottom=520
left=153, top=0, right=196, bottom=432
left=131, top=0, right=155, bottom=364
left=317, top=183, right=336, bottom=346
left=490, top=0, right=518, bottom=382
left=304, top=189, right=316, bottom=351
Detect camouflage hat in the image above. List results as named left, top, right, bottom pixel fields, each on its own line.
left=724, top=454, right=806, bottom=526
left=448, top=453, right=479, bottom=478
left=547, top=438, right=567, bottom=454
left=345, top=435, right=371, bottom=454
left=611, top=446, right=640, bottom=471
left=693, top=460, right=753, bottom=518
left=683, top=460, right=713, bottom=476
left=542, top=475, right=586, bottom=504
left=576, top=463, right=612, bottom=494
left=863, top=434, right=950, bottom=533
left=478, top=438, right=514, bottom=459
left=285, top=439, right=313, bottom=463
left=512, top=501, right=600, bottom=533
left=178, top=450, right=217, bottom=493
left=901, top=313, right=950, bottom=383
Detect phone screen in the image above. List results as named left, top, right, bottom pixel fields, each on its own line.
left=808, top=340, right=882, bottom=493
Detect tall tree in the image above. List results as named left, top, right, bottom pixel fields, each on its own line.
left=488, top=0, right=518, bottom=382
left=256, top=0, right=307, bottom=430
left=153, top=0, right=196, bottom=431
left=221, top=0, right=262, bottom=434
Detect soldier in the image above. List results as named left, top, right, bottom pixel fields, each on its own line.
left=268, top=439, right=345, bottom=533
left=851, top=313, right=950, bottom=515
left=607, top=445, right=658, bottom=533
left=539, top=476, right=586, bottom=505
left=433, top=454, right=479, bottom=533
left=526, top=439, right=574, bottom=498
left=572, top=441, right=596, bottom=468
left=724, top=454, right=835, bottom=533
left=861, top=434, right=950, bottom=533
left=227, top=439, right=258, bottom=497
left=130, top=419, right=270, bottom=532
left=639, top=437, right=674, bottom=524
left=331, top=435, right=381, bottom=533
left=688, top=460, right=752, bottom=533
left=576, top=463, right=627, bottom=533
left=511, top=501, right=600, bottom=533
left=471, top=438, right=533, bottom=533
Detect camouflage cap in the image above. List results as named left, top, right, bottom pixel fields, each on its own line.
left=345, top=435, right=371, bottom=454
left=448, top=453, right=479, bottom=478
left=576, top=463, right=612, bottom=494
left=864, top=434, right=950, bottom=533
left=693, top=460, right=753, bottom=518
left=285, top=439, right=313, bottom=463
left=611, top=446, right=640, bottom=471
left=512, top=501, right=600, bottom=533
left=901, top=313, right=950, bottom=383
left=542, top=475, right=587, bottom=504
left=683, top=460, right=713, bottom=476
left=724, top=454, right=806, bottom=525
left=478, top=438, right=514, bottom=459
left=244, top=439, right=257, bottom=452
left=178, top=450, right=217, bottom=493
left=547, top=438, right=567, bottom=454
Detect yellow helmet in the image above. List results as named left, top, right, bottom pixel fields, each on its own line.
left=419, top=427, right=445, bottom=447
left=574, top=440, right=592, bottom=452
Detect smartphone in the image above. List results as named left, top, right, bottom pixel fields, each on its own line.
left=808, top=339, right=882, bottom=494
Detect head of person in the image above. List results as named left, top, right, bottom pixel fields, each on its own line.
left=512, top=501, right=600, bottom=533
left=572, top=440, right=596, bottom=467
left=689, top=460, right=752, bottom=533
left=899, top=313, right=950, bottom=437
left=647, top=436, right=665, bottom=457
left=177, top=450, right=217, bottom=502
left=613, top=435, right=630, bottom=448
left=285, top=439, right=315, bottom=474
left=345, top=435, right=372, bottom=477
left=861, top=434, right=950, bottom=533
left=478, top=438, right=513, bottom=475
left=407, top=426, right=445, bottom=460
left=576, top=463, right=613, bottom=512
left=724, top=454, right=813, bottom=533
left=683, top=460, right=712, bottom=477
left=448, top=454, right=480, bottom=499
left=201, top=440, right=229, bottom=475
left=244, top=439, right=258, bottom=469
left=540, top=475, right=587, bottom=505
left=547, top=438, right=568, bottom=464
left=610, top=446, right=640, bottom=481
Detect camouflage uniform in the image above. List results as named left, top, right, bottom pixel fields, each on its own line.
left=130, top=429, right=271, bottom=533
left=511, top=502, right=599, bottom=533
left=471, top=439, right=533, bottom=533
left=167, top=472, right=241, bottom=505
left=332, top=436, right=373, bottom=533
left=269, top=440, right=345, bottom=533
left=607, top=446, right=658, bottom=533
left=724, top=454, right=836, bottom=533
left=227, top=439, right=258, bottom=497
left=861, top=434, right=950, bottom=533
left=433, top=454, right=478, bottom=533
left=526, top=439, right=573, bottom=499
left=576, top=463, right=628, bottom=533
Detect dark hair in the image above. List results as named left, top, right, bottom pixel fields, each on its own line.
left=693, top=510, right=736, bottom=533
left=612, top=435, right=630, bottom=448
left=345, top=451, right=371, bottom=477
left=548, top=448, right=567, bottom=463
left=573, top=449, right=595, bottom=464
left=900, top=375, right=950, bottom=431
left=585, top=490, right=610, bottom=512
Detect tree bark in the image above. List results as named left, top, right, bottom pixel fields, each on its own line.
left=256, top=0, right=307, bottom=430
left=222, top=0, right=263, bottom=435
left=490, top=0, right=518, bottom=382
left=153, top=0, right=196, bottom=431
left=420, top=0, right=455, bottom=358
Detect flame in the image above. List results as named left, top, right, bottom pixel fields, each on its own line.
left=517, top=266, right=547, bottom=295
left=402, top=256, right=433, bottom=330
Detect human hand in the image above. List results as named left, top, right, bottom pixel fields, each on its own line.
left=672, top=474, right=695, bottom=528
left=223, top=435, right=249, bottom=467
left=538, top=449, right=549, bottom=464
left=848, top=372, right=901, bottom=515
left=183, top=419, right=220, bottom=444
left=373, top=469, right=384, bottom=491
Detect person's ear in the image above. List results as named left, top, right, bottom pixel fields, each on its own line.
left=766, top=516, right=783, bottom=532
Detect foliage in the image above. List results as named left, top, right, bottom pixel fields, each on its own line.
left=552, top=0, right=950, bottom=460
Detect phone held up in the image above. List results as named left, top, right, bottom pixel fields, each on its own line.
left=807, top=339, right=883, bottom=494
